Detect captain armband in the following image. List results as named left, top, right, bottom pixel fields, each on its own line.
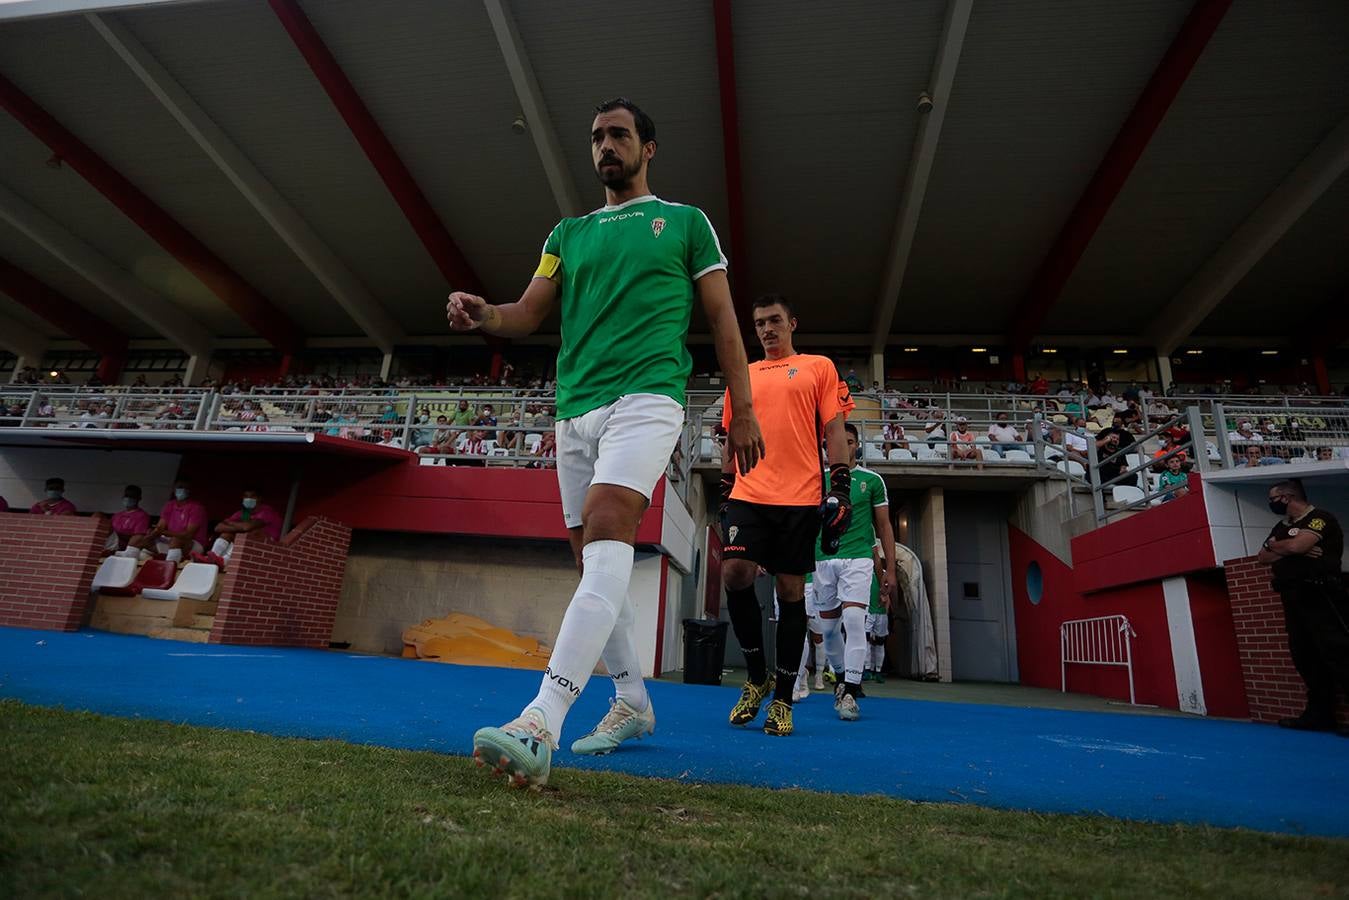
left=533, top=253, right=562, bottom=280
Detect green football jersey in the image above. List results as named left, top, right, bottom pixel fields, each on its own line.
left=539, top=195, right=727, bottom=420
left=869, top=572, right=885, bottom=615
left=816, top=466, right=888, bottom=561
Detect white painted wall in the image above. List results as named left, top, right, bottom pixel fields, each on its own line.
left=0, top=447, right=181, bottom=514
left=1204, top=476, right=1349, bottom=568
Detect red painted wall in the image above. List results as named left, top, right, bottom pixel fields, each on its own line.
left=1010, top=525, right=1179, bottom=707
left=0, top=513, right=109, bottom=631
left=211, top=516, right=351, bottom=649
left=1070, top=478, right=1214, bottom=594
left=1224, top=556, right=1348, bottom=727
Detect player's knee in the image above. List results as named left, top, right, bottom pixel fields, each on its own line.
left=722, top=559, right=757, bottom=591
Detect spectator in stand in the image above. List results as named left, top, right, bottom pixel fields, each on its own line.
left=949, top=416, right=980, bottom=465
left=448, top=399, right=474, bottom=443
left=923, top=408, right=946, bottom=447
left=1229, top=419, right=1262, bottom=446
left=195, top=488, right=282, bottom=568
left=473, top=404, right=498, bottom=429
left=237, top=400, right=259, bottom=422
left=101, top=485, right=151, bottom=554
left=843, top=368, right=863, bottom=391
left=881, top=414, right=907, bottom=455
left=1315, top=446, right=1337, bottom=462
left=410, top=409, right=436, bottom=449
left=1151, top=431, right=1190, bottom=470
left=31, top=477, right=77, bottom=515
left=1095, top=410, right=1138, bottom=484
left=462, top=429, right=488, bottom=457
left=1063, top=420, right=1090, bottom=467
left=987, top=412, right=1023, bottom=455
left=376, top=429, right=404, bottom=448
left=1157, top=456, right=1189, bottom=502
left=128, top=480, right=208, bottom=563
left=373, top=402, right=400, bottom=426
left=243, top=414, right=270, bottom=433
left=1029, top=374, right=1049, bottom=395
left=1235, top=444, right=1265, bottom=468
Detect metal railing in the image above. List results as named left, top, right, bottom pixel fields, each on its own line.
left=1061, top=614, right=1138, bottom=705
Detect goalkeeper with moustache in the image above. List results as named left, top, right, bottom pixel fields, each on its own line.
left=719, top=295, right=853, bottom=736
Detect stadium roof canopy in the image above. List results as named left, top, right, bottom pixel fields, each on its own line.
left=0, top=0, right=1345, bottom=367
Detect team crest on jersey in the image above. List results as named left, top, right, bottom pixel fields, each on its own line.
left=1309, top=518, right=1326, bottom=531
left=651, top=217, right=666, bottom=238
left=788, top=368, right=798, bottom=379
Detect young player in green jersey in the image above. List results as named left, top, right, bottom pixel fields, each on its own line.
left=863, top=544, right=891, bottom=684
left=449, top=98, right=764, bottom=787
left=810, top=423, right=896, bottom=721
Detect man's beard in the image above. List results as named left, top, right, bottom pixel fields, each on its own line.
left=595, top=155, right=640, bottom=188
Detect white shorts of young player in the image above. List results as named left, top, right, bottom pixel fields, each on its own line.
left=865, top=612, right=889, bottom=638
left=811, top=556, right=874, bottom=612
left=555, top=393, right=685, bottom=530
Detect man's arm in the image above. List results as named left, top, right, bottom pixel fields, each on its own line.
left=698, top=270, right=764, bottom=475
left=823, top=414, right=848, bottom=467
left=446, top=276, right=558, bottom=339
left=873, top=505, right=896, bottom=606
left=1258, top=529, right=1322, bottom=563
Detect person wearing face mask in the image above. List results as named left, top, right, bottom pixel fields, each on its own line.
left=30, top=477, right=77, bottom=516
left=102, top=485, right=151, bottom=555
left=127, top=480, right=208, bottom=563
left=1256, top=479, right=1348, bottom=736
left=195, top=488, right=282, bottom=568
left=410, top=408, right=436, bottom=449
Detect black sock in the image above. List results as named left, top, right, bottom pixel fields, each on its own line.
left=844, top=681, right=860, bottom=697
left=726, top=584, right=766, bottom=683
left=774, top=600, right=808, bottom=702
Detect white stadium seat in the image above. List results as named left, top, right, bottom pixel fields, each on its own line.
left=1112, top=485, right=1146, bottom=505
left=1003, top=449, right=1033, bottom=462
left=865, top=443, right=886, bottom=462
left=888, top=448, right=914, bottom=461
left=91, top=556, right=137, bottom=592
left=914, top=446, right=937, bottom=460
left=980, top=447, right=1002, bottom=462
left=1056, top=459, right=1086, bottom=478
left=141, top=563, right=219, bottom=602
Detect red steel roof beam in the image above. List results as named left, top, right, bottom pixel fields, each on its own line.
left=712, top=0, right=752, bottom=336
left=268, top=0, right=483, bottom=295
left=0, top=256, right=128, bottom=364
left=1006, top=0, right=1232, bottom=351
left=0, top=74, right=303, bottom=354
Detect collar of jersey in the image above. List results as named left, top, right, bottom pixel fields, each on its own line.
left=596, top=194, right=659, bottom=213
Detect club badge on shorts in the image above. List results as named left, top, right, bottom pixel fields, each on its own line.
left=651, top=217, right=666, bottom=238
left=728, top=525, right=739, bottom=542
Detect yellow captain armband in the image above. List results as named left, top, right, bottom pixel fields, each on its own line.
left=534, top=253, right=562, bottom=280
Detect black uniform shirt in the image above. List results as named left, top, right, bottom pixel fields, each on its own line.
left=1268, top=507, right=1343, bottom=580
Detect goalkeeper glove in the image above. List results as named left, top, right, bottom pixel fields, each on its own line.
left=819, top=463, right=852, bottom=555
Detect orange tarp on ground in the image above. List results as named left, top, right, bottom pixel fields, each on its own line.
left=401, top=613, right=551, bottom=671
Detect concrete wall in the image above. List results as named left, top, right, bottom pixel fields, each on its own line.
left=1007, top=479, right=1097, bottom=566
left=0, top=447, right=181, bottom=515
left=334, top=532, right=579, bottom=657
left=914, top=486, right=952, bottom=682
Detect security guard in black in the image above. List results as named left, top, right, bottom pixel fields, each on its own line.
left=1258, top=481, right=1348, bottom=734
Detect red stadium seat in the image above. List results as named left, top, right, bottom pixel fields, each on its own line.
left=100, top=560, right=177, bottom=597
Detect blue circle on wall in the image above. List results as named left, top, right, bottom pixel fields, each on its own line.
left=1026, top=561, right=1044, bottom=605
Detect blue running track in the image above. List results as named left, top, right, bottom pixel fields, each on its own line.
left=2, top=627, right=1345, bottom=837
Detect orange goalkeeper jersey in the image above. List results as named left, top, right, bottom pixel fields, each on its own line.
left=723, top=353, right=846, bottom=506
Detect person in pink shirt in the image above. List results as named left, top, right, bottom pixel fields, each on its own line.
left=948, top=416, right=982, bottom=466
left=30, top=478, right=78, bottom=516
left=128, top=479, right=208, bottom=562
left=99, top=484, right=152, bottom=554
left=194, top=488, right=282, bottom=568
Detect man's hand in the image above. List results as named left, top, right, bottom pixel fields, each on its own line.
left=1307, top=545, right=1324, bottom=559
left=727, top=410, right=765, bottom=476
left=881, top=572, right=894, bottom=607
left=446, top=292, right=493, bottom=331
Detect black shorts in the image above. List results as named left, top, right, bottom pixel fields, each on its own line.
left=722, top=500, right=820, bottom=576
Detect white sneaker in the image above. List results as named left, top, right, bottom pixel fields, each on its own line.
left=791, top=678, right=809, bottom=703
left=813, top=672, right=825, bottom=691
left=837, top=693, right=859, bottom=721
left=569, top=697, right=655, bottom=756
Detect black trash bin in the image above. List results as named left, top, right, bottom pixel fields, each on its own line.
left=683, top=618, right=729, bottom=685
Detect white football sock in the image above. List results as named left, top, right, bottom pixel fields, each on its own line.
left=599, top=589, right=648, bottom=714
left=817, top=610, right=845, bottom=673
left=524, top=540, right=633, bottom=737
left=871, top=643, right=886, bottom=672
left=842, top=606, right=867, bottom=686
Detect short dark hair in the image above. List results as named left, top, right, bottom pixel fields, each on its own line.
left=1270, top=479, right=1306, bottom=500
left=594, top=97, right=656, bottom=145
left=45, top=477, right=63, bottom=489
left=124, top=484, right=141, bottom=499
left=844, top=423, right=859, bottom=441
left=752, top=294, right=794, bottom=319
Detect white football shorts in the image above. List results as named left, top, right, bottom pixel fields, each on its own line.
left=556, top=393, right=684, bottom=529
